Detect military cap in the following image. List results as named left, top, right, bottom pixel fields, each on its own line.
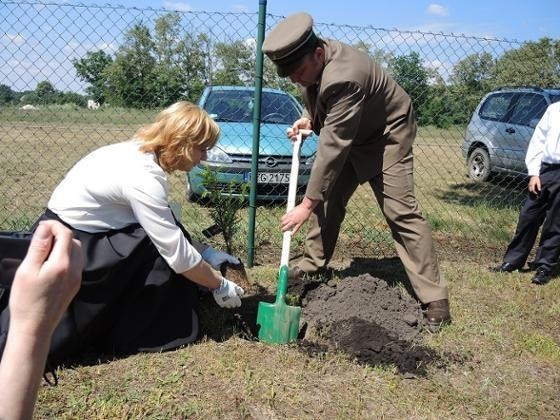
left=262, top=12, right=319, bottom=77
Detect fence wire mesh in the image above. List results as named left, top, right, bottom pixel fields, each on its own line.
left=2, top=1, right=558, bottom=265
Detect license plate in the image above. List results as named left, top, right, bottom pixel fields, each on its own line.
left=244, top=172, right=290, bottom=184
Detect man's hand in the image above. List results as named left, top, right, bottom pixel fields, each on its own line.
left=201, top=246, right=240, bottom=270
left=212, top=277, right=244, bottom=308
left=528, top=175, right=541, bottom=196
left=287, top=118, right=313, bottom=140
left=281, top=197, right=318, bottom=234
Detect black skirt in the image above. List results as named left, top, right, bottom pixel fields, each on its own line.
left=0, top=209, right=200, bottom=367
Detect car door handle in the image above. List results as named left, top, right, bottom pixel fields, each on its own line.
left=505, top=127, right=515, bottom=134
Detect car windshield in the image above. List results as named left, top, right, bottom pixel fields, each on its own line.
left=203, top=89, right=301, bottom=124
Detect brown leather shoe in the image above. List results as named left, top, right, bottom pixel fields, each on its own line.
left=288, top=266, right=307, bottom=283
left=424, top=299, right=451, bottom=327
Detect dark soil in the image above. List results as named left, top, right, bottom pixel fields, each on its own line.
left=206, top=256, right=463, bottom=376
left=295, top=274, right=441, bottom=375
left=220, top=261, right=251, bottom=292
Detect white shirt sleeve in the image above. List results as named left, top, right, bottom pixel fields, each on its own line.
left=122, top=169, right=202, bottom=273
left=525, top=106, right=551, bottom=176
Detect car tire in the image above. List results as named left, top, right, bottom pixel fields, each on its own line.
left=467, top=147, right=492, bottom=182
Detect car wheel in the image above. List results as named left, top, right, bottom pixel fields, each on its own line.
left=467, top=147, right=492, bottom=182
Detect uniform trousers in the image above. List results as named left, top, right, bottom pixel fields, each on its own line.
left=298, top=151, right=448, bottom=304
left=503, top=163, right=560, bottom=271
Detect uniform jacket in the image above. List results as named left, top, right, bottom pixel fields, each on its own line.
left=302, top=39, right=417, bottom=201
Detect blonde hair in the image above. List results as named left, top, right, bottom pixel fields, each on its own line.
left=136, top=101, right=220, bottom=172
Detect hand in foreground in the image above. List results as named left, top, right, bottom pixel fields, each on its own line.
left=9, top=220, right=82, bottom=339
left=201, top=246, right=240, bottom=270
left=0, top=221, right=82, bottom=420
left=212, top=277, right=244, bottom=308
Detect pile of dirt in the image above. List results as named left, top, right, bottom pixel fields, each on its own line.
left=296, top=274, right=440, bottom=375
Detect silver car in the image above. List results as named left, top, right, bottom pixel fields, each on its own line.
left=461, top=87, right=560, bottom=182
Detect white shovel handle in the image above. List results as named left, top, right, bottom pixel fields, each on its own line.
left=280, top=129, right=312, bottom=267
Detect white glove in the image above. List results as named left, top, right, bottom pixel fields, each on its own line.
left=201, top=246, right=240, bottom=270
left=213, top=277, right=244, bottom=308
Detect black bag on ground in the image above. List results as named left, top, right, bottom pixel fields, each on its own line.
left=0, top=220, right=200, bottom=368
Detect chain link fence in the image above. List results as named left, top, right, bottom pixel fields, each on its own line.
left=3, top=0, right=555, bottom=265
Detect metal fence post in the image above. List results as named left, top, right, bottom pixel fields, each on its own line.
left=246, top=0, right=267, bottom=268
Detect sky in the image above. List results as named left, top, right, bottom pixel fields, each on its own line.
left=2, top=0, right=559, bottom=93
left=67, top=0, right=560, bottom=43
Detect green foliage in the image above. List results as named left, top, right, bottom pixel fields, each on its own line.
left=73, top=50, right=113, bottom=104
left=198, top=167, right=249, bottom=254
left=96, top=13, right=209, bottom=108
left=390, top=52, right=430, bottom=121
left=450, top=52, right=495, bottom=93
left=104, top=22, right=157, bottom=108
left=35, top=80, right=57, bottom=104
left=6, top=81, right=87, bottom=107
left=492, top=38, right=560, bottom=87
left=212, top=40, right=254, bottom=86
left=0, top=84, right=15, bottom=104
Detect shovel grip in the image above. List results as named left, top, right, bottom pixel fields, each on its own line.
left=280, top=133, right=302, bottom=267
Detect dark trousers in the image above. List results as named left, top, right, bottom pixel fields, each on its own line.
left=1, top=209, right=200, bottom=368
left=503, top=163, right=560, bottom=271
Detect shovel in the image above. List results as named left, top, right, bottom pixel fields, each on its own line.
left=256, top=129, right=312, bottom=344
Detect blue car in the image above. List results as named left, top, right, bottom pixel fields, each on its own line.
left=187, top=86, right=318, bottom=201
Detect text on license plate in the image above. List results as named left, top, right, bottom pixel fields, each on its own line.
left=245, top=172, right=290, bottom=184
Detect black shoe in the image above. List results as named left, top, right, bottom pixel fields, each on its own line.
left=424, top=299, right=451, bottom=327
left=527, top=261, right=539, bottom=271
left=288, top=266, right=332, bottom=282
left=490, top=262, right=523, bottom=273
left=532, top=267, right=552, bottom=285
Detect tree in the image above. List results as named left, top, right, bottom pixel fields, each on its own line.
left=353, top=41, right=394, bottom=70
left=445, top=52, right=497, bottom=125
left=104, top=22, right=157, bottom=108
left=99, top=13, right=209, bottom=108
left=212, top=40, right=254, bottom=86
left=492, top=37, right=560, bottom=87
left=35, top=81, right=57, bottom=104
left=390, top=52, right=430, bottom=120
left=151, top=13, right=208, bottom=104
left=73, top=50, right=113, bottom=104
left=450, top=52, right=495, bottom=93
left=0, top=84, right=15, bottom=105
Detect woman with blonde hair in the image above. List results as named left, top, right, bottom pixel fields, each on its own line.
left=10, top=101, right=244, bottom=366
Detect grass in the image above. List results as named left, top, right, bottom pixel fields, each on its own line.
left=32, top=260, right=560, bottom=419
left=3, top=107, right=558, bottom=418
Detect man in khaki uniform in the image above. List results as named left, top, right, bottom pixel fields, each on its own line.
left=262, top=12, right=451, bottom=326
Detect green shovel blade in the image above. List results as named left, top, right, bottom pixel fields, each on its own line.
left=256, top=265, right=301, bottom=344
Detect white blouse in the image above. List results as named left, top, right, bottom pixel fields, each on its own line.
left=526, top=101, right=560, bottom=176
left=48, top=139, right=202, bottom=273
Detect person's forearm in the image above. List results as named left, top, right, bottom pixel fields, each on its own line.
left=0, top=330, right=51, bottom=420
left=301, top=196, right=319, bottom=212
left=181, top=260, right=222, bottom=289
